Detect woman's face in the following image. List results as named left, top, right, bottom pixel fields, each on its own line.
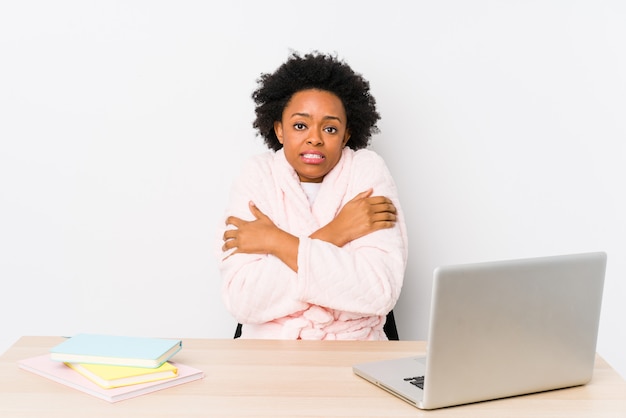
left=274, top=89, right=350, bottom=183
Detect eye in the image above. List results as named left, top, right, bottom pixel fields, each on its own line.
left=294, top=123, right=307, bottom=131
left=324, top=126, right=338, bottom=134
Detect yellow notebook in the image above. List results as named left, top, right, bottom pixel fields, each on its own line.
left=67, top=361, right=178, bottom=388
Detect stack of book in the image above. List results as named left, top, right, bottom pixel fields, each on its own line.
left=18, top=334, right=204, bottom=402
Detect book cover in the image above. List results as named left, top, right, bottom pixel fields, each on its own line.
left=66, top=361, right=178, bottom=388
left=49, top=334, right=182, bottom=368
left=18, top=355, right=204, bottom=403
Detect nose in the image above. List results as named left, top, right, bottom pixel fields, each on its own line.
left=306, top=128, right=324, bottom=146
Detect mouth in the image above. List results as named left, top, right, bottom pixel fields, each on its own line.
left=300, top=152, right=325, bottom=164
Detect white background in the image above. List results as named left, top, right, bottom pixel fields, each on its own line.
left=1, top=1, right=625, bottom=378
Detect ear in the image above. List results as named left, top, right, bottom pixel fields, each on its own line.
left=342, top=129, right=351, bottom=147
left=274, top=121, right=284, bottom=144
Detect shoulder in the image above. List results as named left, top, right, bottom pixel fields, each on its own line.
left=230, top=151, right=273, bottom=193
left=347, top=148, right=390, bottom=173
left=345, top=148, right=397, bottom=192
left=240, top=151, right=275, bottom=171
left=352, top=148, right=386, bottom=165
left=237, top=150, right=288, bottom=178
left=232, top=149, right=298, bottom=195
left=227, top=151, right=284, bottom=217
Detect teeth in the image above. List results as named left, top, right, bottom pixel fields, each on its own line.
left=302, top=154, right=323, bottom=159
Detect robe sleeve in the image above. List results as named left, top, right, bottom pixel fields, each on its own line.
left=219, top=154, right=308, bottom=324
left=296, top=150, right=408, bottom=316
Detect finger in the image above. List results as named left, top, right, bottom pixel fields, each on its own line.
left=248, top=201, right=268, bottom=220
left=225, top=216, right=244, bottom=228
left=376, top=212, right=397, bottom=222
left=222, top=239, right=236, bottom=252
left=371, top=215, right=397, bottom=229
left=367, top=195, right=393, bottom=205
left=223, top=246, right=240, bottom=256
left=377, top=220, right=396, bottom=229
left=351, top=189, right=373, bottom=202
left=383, top=202, right=397, bottom=214
left=370, top=200, right=397, bottom=214
left=223, top=229, right=237, bottom=241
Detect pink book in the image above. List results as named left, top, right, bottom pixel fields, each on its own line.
left=18, top=354, right=204, bottom=403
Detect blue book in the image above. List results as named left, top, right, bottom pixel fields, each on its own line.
left=50, top=334, right=182, bottom=368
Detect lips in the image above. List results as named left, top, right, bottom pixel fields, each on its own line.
left=300, top=152, right=325, bottom=164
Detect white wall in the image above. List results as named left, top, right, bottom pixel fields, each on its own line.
left=1, top=1, right=625, bottom=378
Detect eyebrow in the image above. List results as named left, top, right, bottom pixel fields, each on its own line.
left=289, top=112, right=344, bottom=123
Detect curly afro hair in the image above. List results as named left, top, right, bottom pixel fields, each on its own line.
left=252, top=52, right=381, bottom=151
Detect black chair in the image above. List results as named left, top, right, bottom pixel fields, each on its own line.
left=234, top=310, right=399, bottom=340
left=234, top=322, right=243, bottom=339
left=383, top=310, right=399, bottom=341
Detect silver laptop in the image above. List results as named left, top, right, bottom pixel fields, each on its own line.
left=353, top=252, right=607, bottom=410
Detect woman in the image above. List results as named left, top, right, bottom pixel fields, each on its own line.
left=219, top=52, right=408, bottom=340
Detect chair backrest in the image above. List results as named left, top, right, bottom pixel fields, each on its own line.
left=383, top=310, right=399, bottom=340
left=234, top=311, right=399, bottom=340
left=234, top=323, right=243, bottom=339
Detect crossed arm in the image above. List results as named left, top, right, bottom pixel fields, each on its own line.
left=221, top=188, right=398, bottom=271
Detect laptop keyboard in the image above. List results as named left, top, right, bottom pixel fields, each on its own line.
left=404, top=376, right=425, bottom=389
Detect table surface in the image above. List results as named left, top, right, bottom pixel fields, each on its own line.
left=2, top=336, right=626, bottom=417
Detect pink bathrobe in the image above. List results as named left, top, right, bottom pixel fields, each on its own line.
left=219, top=147, right=408, bottom=340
